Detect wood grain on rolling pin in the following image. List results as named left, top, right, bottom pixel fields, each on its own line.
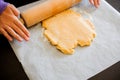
left=20, top=0, right=81, bottom=27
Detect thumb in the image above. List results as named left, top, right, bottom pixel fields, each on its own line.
left=9, top=4, right=20, bottom=17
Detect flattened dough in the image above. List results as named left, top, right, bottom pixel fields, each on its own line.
left=42, top=10, right=96, bottom=54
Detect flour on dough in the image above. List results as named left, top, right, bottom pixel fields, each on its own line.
left=42, top=9, right=96, bottom=54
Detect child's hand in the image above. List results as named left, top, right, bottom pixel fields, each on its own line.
left=89, top=0, right=100, bottom=8
left=0, top=4, right=30, bottom=42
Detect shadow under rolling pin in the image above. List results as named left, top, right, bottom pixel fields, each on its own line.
left=19, top=0, right=81, bottom=28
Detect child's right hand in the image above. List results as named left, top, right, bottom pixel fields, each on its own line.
left=0, top=4, right=30, bottom=42
left=89, top=0, right=100, bottom=8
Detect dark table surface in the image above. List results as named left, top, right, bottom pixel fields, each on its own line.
left=0, top=0, right=120, bottom=80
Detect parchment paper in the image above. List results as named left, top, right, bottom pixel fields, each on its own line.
left=10, top=0, right=120, bottom=80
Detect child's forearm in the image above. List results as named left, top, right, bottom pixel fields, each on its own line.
left=0, top=0, right=8, bottom=14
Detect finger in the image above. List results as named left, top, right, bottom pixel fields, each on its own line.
left=5, top=26, right=23, bottom=42
left=9, top=4, right=20, bottom=17
left=14, top=18, right=30, bottom=37
left=0, top=28, right=13, bottom=41
left=97, top=0, right=100, bottom=5
left=11, top=23, right=29, bottom=41
left=89, top=0, right=94, bottom=5
left=94, top=0, right=98, bottom=8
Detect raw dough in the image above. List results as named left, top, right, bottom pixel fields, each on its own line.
left=42, top=10, right=96, bottom=54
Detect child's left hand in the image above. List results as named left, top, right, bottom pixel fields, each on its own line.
left=89, top=0, right=100, bottom=8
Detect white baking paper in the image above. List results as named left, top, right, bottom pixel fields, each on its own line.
left=10, top=0, right=120, bottom=80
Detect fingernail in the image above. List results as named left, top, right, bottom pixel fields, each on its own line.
left=19, top=37, right=23, bottom=42
left=91, top=1, right=94, bottom=5
left=27, top=33, right=30, bottom=37
left=9, top=38, right=13, bottom=41
left=25, top=37, right=29, bottom=41
left=92, top=2, right=94, bottom=5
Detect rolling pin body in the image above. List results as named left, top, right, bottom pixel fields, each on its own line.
left=21, top=0, right=81, bottom=27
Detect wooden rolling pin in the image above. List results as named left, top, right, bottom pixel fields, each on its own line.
left=20, top=0, right=81, bottom=27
